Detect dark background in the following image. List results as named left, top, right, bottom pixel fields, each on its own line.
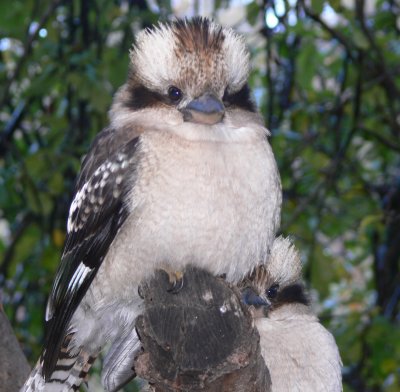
left=0, top=0, right=399, bottom=391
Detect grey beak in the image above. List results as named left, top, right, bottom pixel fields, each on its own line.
left=242, top=287, right=269, bottom=307
left=180, top=93, right=225, bottom=125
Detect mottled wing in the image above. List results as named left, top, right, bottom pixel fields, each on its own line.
left=42, top=130, right=140, bottom=380
left=76, top=125, right=142, bottom=188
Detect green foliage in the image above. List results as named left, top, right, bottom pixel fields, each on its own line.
left=1, top=1, right=399, bottom=391
left=258, top=1, right=400, bottom=390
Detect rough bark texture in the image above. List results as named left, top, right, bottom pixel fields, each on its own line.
left=0, top=305, right=30, bottom=392
left=134, top=266, right=271, bottom=392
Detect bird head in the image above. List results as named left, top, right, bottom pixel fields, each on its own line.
left=111, top=18, right=260, bottom=133
left=241, top=236, right=308, bottom=316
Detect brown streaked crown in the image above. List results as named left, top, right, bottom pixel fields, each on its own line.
left=120, top=18, right=254, bottom=113
left=171, top=18, right=225, bottom=54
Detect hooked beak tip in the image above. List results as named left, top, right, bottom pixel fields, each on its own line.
left=180, top=93, right=225, bottom=125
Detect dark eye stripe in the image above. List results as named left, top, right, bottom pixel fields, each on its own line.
left=223, top=83, right=256, bottom=112
left=277, top=284, right=309, bottom=306
left=125, top=85, right=164, bottom=110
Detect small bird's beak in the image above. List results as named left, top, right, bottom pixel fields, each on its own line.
left=180, top=93, right=225, bottom=125
left=242, top=287, right=269, bottom=307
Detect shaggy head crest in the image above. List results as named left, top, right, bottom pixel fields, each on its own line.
left=267, top=236, right=302, bottom=286
left=246, top=236, right=303, bottom=296
left=129, top=17, right=250, bottom=98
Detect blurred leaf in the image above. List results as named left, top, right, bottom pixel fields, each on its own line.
left=352, top=30, right=370, bottom=50
left=246, top=2, right=260, bottom=26
left=297, top=40, right=318, bottom=90
left=52, top=228, right=65, bottom=248
left=310, top=0, right=324, bottom=14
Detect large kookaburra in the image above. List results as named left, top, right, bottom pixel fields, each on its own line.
left=22, top=18, right=282, bottom=391
left=242, top=237, right=342, bottom=392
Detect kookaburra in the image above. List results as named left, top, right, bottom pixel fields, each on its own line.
left=22, top=18, right=282, bottom=391
left=242, top=237, right=342, bottom=392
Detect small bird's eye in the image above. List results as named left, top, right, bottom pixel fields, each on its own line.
left=168, top=86, right=183, bottom=102
left=266, top=284, right=279, bottom=299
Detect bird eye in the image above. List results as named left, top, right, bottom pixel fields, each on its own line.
left=168, top=86, right=183, bottom=102
left=266, top=284, right=279, bottom=299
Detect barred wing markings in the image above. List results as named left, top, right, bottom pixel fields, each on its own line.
left=42, top=136, right=140, bottom=380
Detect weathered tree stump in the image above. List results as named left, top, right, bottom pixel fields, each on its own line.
left=134, top=266, right=271, bottom=392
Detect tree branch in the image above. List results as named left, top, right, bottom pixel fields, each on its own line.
left=360, top=127, right=400, bottom=152
left=0, top=0, right=64, bottom=109
left=134, top=267, right=271, bottom=392
left=300, top=2, right=356, bottom=62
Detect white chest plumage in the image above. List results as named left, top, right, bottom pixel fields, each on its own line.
left=106, top=127, right=280, bottom=285
left=72, top=123, right=281, bottom=351
left=256, top=305, right=343, bottom=392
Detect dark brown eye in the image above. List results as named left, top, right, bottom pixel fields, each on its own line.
left=168, top=86, right=183, bottom=102
left=266, top=284, right=279, bottom=299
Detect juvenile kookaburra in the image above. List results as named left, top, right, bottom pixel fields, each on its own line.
left=22, top=18, right=282, bottom=391
left=242, top=237, right=342, bottom=392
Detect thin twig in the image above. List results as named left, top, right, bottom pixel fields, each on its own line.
left=300, top=1, right=356, bottom=62
left=360, top=127, right=400, bottom=152
left=0, top=0, right=64, bottom=108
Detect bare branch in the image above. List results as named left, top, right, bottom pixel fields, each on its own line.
left=360, top=127, right=400, bottom=152
left=0, top=0, right=64, bottom=108
left=299, top=1, right=356, bottom=62
left=135, top=267, right=271, bottom=392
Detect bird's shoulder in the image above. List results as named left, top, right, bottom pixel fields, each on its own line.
left=76, top=125, right=142, bottom=188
